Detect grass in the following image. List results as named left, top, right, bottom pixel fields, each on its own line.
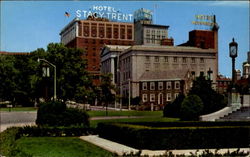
left=15, top=137, right=113, bottom=157
left=87, top=110, right=163, bottom=117
left=0, top=107, right=37, bottom=112
left=90, top=117, right=179, bottom=128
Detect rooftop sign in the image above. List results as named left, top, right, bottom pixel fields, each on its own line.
left=76, top=5, right=133, bottom=22
left=192, top=14, right=215, bottom=26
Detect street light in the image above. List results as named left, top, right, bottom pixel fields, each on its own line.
left=38, top=58, right=57, bottom=100
left=229, top=38, right=238, bottom=86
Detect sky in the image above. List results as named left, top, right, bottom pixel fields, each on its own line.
left=1, top=1, right=249, bottom=77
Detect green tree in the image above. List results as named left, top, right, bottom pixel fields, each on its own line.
left=180, top=95, right=204, bottom=121
left=0, top=55, right=18, bottom=102
left=99, top=73, right=115, bottom=115
left=41, top=43, right=93, bottom=102
left=163, top=93, right=185, bottom=118
left=189, top=75, right=227, bottom=114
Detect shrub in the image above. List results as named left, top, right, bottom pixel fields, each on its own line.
left=163, top=93, right=185, bottom=118
left=98, top=122, right=250, bottom=150
left=180, top=95, right=204, bottom=121
left=36, top=101, right=89, bottom=127
left=19, top=126, right=93, bottom=137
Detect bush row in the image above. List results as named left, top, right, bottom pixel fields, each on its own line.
left=97, top=122, right=250, bottom=150
left=18, top=125, right=95, bottom=137
left=126, top=121, right=250, bottom=128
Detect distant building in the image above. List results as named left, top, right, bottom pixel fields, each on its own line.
left=134, top=8, right=173, bottom=46
left=242, top=51, right=250, bottom=79
left=216, top=75, right=231, bottom=94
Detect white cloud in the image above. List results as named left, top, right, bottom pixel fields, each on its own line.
left=208, top=1, right=249, bottom=7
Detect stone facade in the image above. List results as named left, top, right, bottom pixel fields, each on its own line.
left=119, top=45, right=218, bottom=101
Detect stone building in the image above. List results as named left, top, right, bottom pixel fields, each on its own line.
left=242, top=51, right=250, bottom=79
left=118, top=45, right=218, bottom=103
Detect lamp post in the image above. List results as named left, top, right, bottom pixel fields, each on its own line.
left=38, top=58, right=57, bottom=100
left=229, top=38, right=238, bottom=86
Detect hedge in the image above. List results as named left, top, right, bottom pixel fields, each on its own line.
left=124, top=121, right=250, bottom=128
left=18, top=125, right=94, bottom=137
left=97, top=122, right=250, bottom=150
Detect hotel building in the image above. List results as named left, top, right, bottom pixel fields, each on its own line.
left=60, top=16, right=134, bottom=84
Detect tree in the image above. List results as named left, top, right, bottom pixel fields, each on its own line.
left=40, top=43, right=93, bottom=102
left=180, top=95, right=204, bottom=121
left=189, top=75, right=227, bottom=114
left=163, top=93, right=185, bottom=118
left=0, top=55, right=18, bottom=102
left=99, top=73, right=116, bottom=115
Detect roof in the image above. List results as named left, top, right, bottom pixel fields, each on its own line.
left=121, top=45, right=216, bottom=56
left=103, top=45, right=131, bottom=51
left=139, top=70, right=190, bottom=81
left=101, top=45, right=131, bottom=57
left=0, top=51, right=30, bottom=55
left=142, top=23, right=169, bottom=29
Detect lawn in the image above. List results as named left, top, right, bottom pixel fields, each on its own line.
left=87, top=110, right=163, bottom=117
left=0, top=107, right=37, bottom=112
left=90, top=117, right=179, bottom=128
left=15, top=137, right=113, bottom=157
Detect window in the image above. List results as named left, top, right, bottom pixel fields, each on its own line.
left=191, top=57, right=196, bottom=63
left=142, top=94, right=147, bottom=102
left=164, top=56, right=168, bottom=62
left=175, top=81, right=180, bottom=89
left=150, top=94, right=155, bottom=102
left=155, top=56, right=159, bottom=62
left=146, top=56, right=150, bottom=62
left=174, top=93, right=179, bottom=99
left=167, top=93, right=171, bottom=101
left=200, top=58, right=204, bottom=63
left=158, top=82, right=163, bottom=90
left=183, top=57, right=187, bottom=63
left=174, top=57, right=178, bottom=63
left=167, top=82, right=171, bottom=89
left=142, top=82, right=147, bottom=90
left=150, top=82, right=155, bottom=90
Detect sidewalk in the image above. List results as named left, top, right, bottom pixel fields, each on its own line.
left=0, top=122, right=36, bottom=132
left=80, top=135, right=250, bottom=156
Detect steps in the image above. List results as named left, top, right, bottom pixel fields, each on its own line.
left=219, top=107, right=250, bottom=121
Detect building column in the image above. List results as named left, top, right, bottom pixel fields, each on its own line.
left=111, top=57, right=115, bottom=84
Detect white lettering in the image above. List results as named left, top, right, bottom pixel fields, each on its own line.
left=123, top=14, right=128, bottom=21
left=98, top=6, right=103, bottom=11
left=93, top=5, right=98, bottom=11
left=103, top=6, right=107, bottom=11
left=128, top=14, right=133, bottom=21
left=108, top=6, right=112, bottom=12
left=76, top=10, right=81, bottom=18
left=117, top=13, right=122, bottom=21
left=76, top=6, right=133, bottom=22
left=83, top=10, right=87, bottom=18
left=99, top=12, right=105, bottom=18
left=106, top=12, right=111, bottom=19
left=87, top=11, right=92, bottom=17
left=111, top=13, right=116, bottom=19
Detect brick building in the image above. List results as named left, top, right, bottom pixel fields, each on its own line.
left=139, top=70, right=192, bottom=109
left=60, top=17, right=134, bottom=84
